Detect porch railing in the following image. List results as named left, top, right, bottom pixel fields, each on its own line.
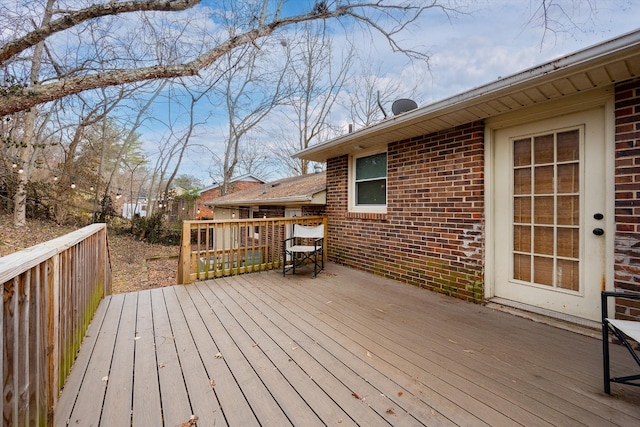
left=0, top=224, right=111, bottom=427
left=178, top=216, right=327, bottom=284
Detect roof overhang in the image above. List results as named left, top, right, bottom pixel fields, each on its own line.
left=295, top=29, right=640, bottom=162
left=206, top=194, right=323, bottom=208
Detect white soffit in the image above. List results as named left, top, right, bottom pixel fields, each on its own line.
left=296, top=30, right=640, bottom=162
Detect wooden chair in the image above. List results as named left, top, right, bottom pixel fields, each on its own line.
left=601, top=291, right=640, bottom=394
left=283, top=224, right=324, bottom=277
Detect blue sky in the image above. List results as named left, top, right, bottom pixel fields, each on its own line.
left=154, top=0, right=640, bottom=184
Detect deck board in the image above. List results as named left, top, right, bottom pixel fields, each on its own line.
left=200, top=281, right=325, bottom=426
left=173, top=285, right=256, bottom=426
left=271, top=274, right=600, bottom=426
left=240, top=273, right=517, bottom=426
left=217, top=277, right=399, bottom=426
left=54, top=263, right=640, bottom=426
left=150, top=288, right=193, bottom=427
left=282, top=270, right=639, bottom=426
left=63, top=293, right=124, bottom=426
left=163, top=287, right=224, bottom=427
left=132, top=290, right=163, bottom=427
left=101, top=293, right=136, bottom=425
left=53, top=294, right=109, bottom=425
left=228, top=274, right=457, bottom=426
left=193, top=282, right=293, bottom=426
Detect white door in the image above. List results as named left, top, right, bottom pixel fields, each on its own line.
left=493, top=108, right=607, bottom=322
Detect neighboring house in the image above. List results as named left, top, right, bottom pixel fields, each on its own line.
left=122, top=198, right=148, bottom=219
left=204, top=171, right=326, bottom=220
left=295, top=30, right=640, bottom=326
left=196, top=174, right=265, bottom=219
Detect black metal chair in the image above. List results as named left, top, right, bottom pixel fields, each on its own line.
left=602, top=291, right=640, bottom=394
left=283, top=224, right=324, bottom=277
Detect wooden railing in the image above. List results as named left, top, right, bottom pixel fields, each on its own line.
left=0, top=224, right=111, bottom=427
left=178, top=216, right=327, bottom=284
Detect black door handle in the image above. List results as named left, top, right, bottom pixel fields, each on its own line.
left=593, top=228, right=604, bottom=236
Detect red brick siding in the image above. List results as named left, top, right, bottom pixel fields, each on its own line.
left=326, top=122, right=485, bottom=302
left=614, top=78, right=640, bottom=319
left=302, top=205, right=326, bottom=216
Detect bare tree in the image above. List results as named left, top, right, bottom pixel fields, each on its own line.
left=1, top=0, right=575, bottom=225
left=207, top=138, right=277, bottom=184
left=216, top=39, right=290, bottom=194
left=345, top=56, right=423, bottom=129
left=273, top=21, right=353, bottom=175
left=10, top=0, right=56, bottom=226
left=0, top=1, right=447, bottom=117
left=526, top=0, right=605, bottom=48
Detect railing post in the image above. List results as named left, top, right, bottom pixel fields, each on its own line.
left=48, top=255, right=60, bottom=424
left=323, top=216, right=328, bottom=265
left=178, top=221, right=192, bottom=284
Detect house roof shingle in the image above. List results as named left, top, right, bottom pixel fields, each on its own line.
left=204, top=171, right=326, bottom=207
left=197, top=174, right=265, bottom=194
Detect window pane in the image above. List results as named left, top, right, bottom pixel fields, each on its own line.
left=557, top=130, right=579, bottom=162
left=356, top=153, right=387, bottom=180
left=514, top=197, right=531, bottom=223
left=514, top=138, right=531, bottom=166
left=557, top=228, right=579, bottom=258
left=534, top=226, right=554, bottom=255
left=557, top=196, right=579, bottom=226
left=557, top=163, right=579, bottom=193
left=514, top=168, right=531, bottom=195
left=514, top=254, right=531, bottom=281
left=534, top=165, right=554, bottom=194
left=534, top=256, right=553, bottom=286
left=534, top=134, right=554, bottom=164
left=514, top=225, right=531, bottom=252
left=357, top=179, right=386, bottom=205
left=557, top=259, right=579, bottom=291
left=534, top=196, right=554, bottom=224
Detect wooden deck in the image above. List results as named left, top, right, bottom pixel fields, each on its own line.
left=54, top=263, right=640, bottom=426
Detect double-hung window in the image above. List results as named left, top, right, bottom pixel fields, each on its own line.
left=350, top=149, right=387, bottom=213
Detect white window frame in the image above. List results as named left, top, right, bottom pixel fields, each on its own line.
left=348, top=146, right=388, bottom=214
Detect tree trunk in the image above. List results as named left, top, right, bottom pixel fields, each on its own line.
left=12, top=0, right=55, bottom=226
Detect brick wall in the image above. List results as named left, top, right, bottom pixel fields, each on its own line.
left=614, top=78, right=640, bottom=319
left=326, top=121, right=485, bottom=302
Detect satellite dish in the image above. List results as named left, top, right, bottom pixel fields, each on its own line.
left=391, top=98, right=418, bottom=115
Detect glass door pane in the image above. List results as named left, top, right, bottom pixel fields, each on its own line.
left=512, top=129, right=581, bottom=291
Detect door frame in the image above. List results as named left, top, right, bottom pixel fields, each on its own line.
left=484, top=89, right=616, bottom=322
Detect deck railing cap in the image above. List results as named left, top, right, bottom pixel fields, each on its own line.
left=0, top=223, right=106, bottom=283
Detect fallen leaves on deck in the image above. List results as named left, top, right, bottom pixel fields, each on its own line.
left=351, top=392, right=361, bottom=400
left=178, top=415, right=198, bottom=427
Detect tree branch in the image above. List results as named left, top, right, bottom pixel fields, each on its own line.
left=0, top=1, right=447, bottom=117
left=0, top=0, right=200, bottom=64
